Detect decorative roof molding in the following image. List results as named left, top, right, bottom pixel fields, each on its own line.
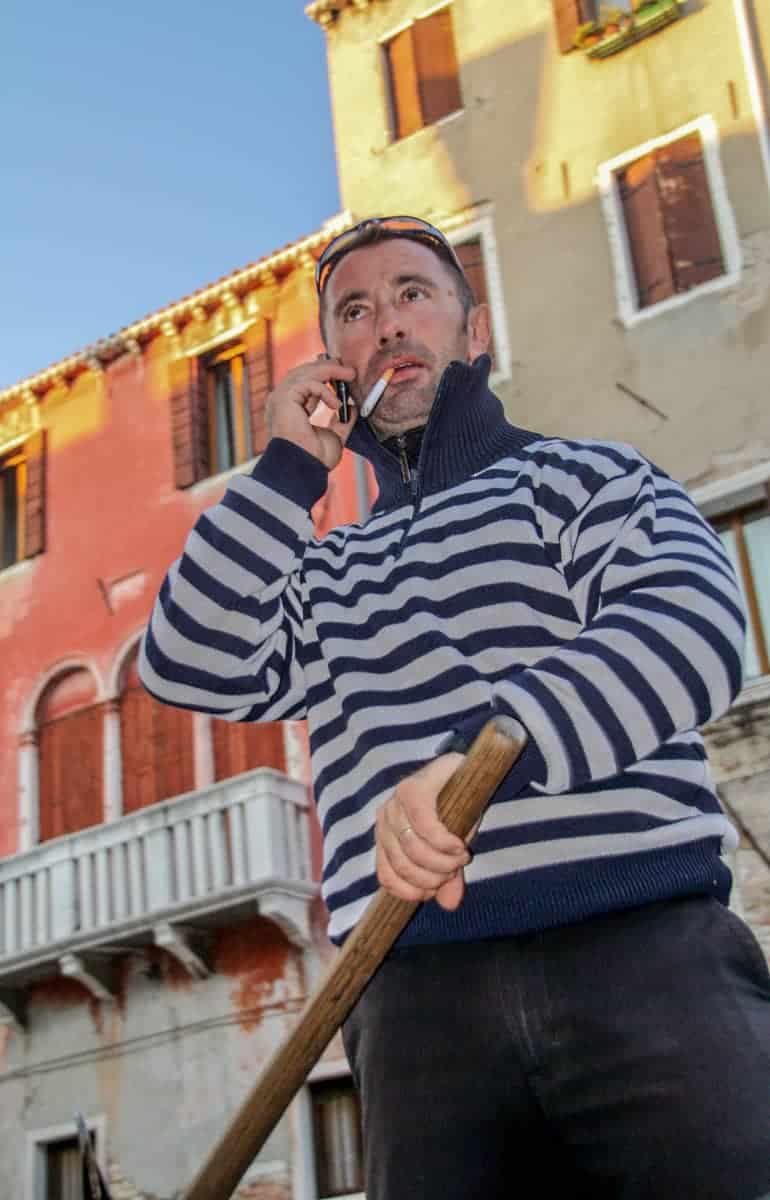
left=0, top=211, right=353, bottom=409
left=306, top=0, right=386, bottom=27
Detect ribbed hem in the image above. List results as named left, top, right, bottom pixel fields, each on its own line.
left=250, top=437, right=329, bottom=510
left=390, top=840, right=731, bottom=948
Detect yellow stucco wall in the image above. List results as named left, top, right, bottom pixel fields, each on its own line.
left=324, top=0, right=770, bottom=487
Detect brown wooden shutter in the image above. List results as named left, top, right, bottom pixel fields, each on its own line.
left=455, top=239, right=496, bottom=366
left=551, top=0, right=596, bottom=54
left=618, top=154, right=675, bottom=309
left=212, top=719, right=286, bottom=781
left=243, top=319, right=273, bottom=455
left=170, top=356, right=210, bottom=488
left=655, top=134, right=724, bottom=293
left=121, top=689, right=194, bottom=811
left=24, top=429, right=46, bottom=558
left=387, top=27, right=423, bottom=139
left=39, top=706, right=104, bottom=841
left=412, top=8, right=462, bottom=126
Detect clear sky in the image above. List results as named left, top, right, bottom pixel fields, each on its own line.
left=1, top=1, right=341, bottom=390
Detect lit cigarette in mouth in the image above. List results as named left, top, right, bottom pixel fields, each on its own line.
left=360, top=367, right=395, bottom=419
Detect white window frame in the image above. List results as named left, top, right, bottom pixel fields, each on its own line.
left=25, top=1115, right=107, bottom=1200
left=444, top=205, right=512, bottom=387
left=378, top=1, right=464, bottom=143
left=292, top=1063, right=364, bottom=1200
left=690, top=459, right=770, bottom=706
left=597, top=115, right=742, bottom=328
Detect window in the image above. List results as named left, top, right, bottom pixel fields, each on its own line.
left=0, top=431, right=46, bottom=569
left=206, top=343, right=253, bottom=475
left=44, top=1138, right=80, bottom=1200
left=170, top=318, right=272, bottom=487
left=212, top=717, right=286, bottom=782
left=384, top=6, right=462, bottom=141
left=119, top=648, right=195, bottom=812
left=454, top=237, right=496, bottom=366
left=715, top=503, right=770, bottom=681
left=598, top=117, right=741, bottom=327
left=617, top=133, right=724, bottom=308
left=311, top=1078, right=365, bottom=1199
left=551, top=0, right=597, bottom=54
left=37, top=669, right=104, bottom=841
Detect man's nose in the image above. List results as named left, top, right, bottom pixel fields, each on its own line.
left=376, top=303, right=406, bottom=346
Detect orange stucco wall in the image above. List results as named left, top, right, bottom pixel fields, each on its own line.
left=0, top=267, right=365, bottom=857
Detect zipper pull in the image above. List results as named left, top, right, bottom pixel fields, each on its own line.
left=396, top=435, right=411, bottom=484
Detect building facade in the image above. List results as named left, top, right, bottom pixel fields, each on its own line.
left=309, top=0, right=770, bottom=955
left=0, top=222, right=368, bottom=1198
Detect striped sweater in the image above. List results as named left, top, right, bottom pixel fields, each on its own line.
left=140, top=355, right=744, bottom=946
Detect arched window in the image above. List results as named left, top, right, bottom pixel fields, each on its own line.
left=37, top=669, right=103, bottom=841
left=212, top=717, right=286, bottom=782
left=119, top=648, right=195, bottom=812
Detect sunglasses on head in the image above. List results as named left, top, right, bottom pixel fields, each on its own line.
left=315, top=216, right=465, bottom=295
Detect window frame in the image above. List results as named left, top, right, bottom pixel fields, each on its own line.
left=379, top=1, right=463, bottom=143
left=597, top=115, right=741, bottom=328
left=204, top=341, right=253, bottom=477
left=294, top=1069, right=365, bottom=1200
left=25, top=1116, right=107, bottom=1200
left=691, top=463, right=770, bottom=703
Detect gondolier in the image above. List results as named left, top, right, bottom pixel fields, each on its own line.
left=141, top=215, right=770, bottom=1199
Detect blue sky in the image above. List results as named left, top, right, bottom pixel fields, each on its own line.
left=1, top=1, right=340, bottom=389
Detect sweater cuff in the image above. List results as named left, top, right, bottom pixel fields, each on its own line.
left=251, top=438, right=330, bottom=511
left=438, top=711, right=547, bottom=796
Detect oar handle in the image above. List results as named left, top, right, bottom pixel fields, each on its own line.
left=184, top=715, right=527, bottom=1200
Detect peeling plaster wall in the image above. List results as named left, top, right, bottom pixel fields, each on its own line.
left=0, top=919, right=344, bottom=1200
left=325, top=0, right=770, bottom=486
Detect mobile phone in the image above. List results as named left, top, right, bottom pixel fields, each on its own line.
left=334, top=378, right=350, bottom=423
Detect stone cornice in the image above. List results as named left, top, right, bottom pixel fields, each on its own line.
left=305, top=0, right=387, bottom=27
left=0, top=212, right=353, bottom=409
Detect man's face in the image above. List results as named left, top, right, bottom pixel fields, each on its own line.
left=322, top=238, right=490, bottom=439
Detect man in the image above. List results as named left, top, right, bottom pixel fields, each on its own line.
left=140, top=217, right=770, bottom=1198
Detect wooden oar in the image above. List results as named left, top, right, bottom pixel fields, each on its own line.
left=184, top=715, right=527, bottom=1200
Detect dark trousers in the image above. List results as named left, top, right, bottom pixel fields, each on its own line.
left=342, top=897, right=770, bottom=1200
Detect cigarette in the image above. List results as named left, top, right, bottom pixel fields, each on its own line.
left=361, top=368, right=395, bottom=419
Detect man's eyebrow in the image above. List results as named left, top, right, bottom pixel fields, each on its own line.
left=333, top=288, right=368, bottom=319
left=333, top=273, right=439, bottom=319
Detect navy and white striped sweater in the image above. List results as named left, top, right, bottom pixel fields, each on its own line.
left=140, top=356, right=744, bottom=945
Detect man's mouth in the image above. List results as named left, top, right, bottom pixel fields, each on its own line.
left=381, top=359, right=427, bottom=384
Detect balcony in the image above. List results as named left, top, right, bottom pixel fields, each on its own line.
left=0, top=768, right=317, bottom=1024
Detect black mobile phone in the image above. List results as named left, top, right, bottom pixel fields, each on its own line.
left=334, top=378, right=350, bottom=423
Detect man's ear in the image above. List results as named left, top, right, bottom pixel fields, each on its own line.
left=466, top=303, right=491, bottom=360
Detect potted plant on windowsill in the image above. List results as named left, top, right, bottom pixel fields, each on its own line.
left=583, top=0, right=687, bottom=59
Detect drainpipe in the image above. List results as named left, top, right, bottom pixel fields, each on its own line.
left=733, top=0, right=770, bottom=202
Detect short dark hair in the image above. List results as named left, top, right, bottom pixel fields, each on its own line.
left=318, top=225, right=476, bottom=344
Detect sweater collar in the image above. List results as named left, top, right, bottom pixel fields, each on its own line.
left=346, top=354, right=541, bottom=510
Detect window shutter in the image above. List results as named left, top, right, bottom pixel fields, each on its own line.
left=39, top=706, right=104, bottom=841
left=212, top=719, right=286, bottom=781
left=120, top=685, right=159, bottom=812
left=170, top=357, right=210, bottom=488
left=655, top=134, right=724, bottom=293
left=24, top=429, right=46, bottom=558
left=153, top=703, right=195, bottom=803
left=618, top=154, right=675, bottom=309
left=454, top=239, right=496, bottom=366
left=386, top=27, right=423, bottom=139
left=243, top=319, right=273, bottom=455
left=412, top=8, right=462, bottom=127
left=551, top=0, right=596, bottom=54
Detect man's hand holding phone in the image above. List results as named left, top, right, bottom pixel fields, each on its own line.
left=266, top=358, right=357, bottom=471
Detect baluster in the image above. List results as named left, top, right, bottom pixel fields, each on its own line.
left=174, top=821, right=192, bottom=903
left=95, top=847, right=111, bottom=929
left=19, top=874, right=33, bottom=951
left=4, top=881, right=17, bottom=955
left=209, top=809, right=228, bottom=892
left=128, top=837, right=144, bottom=917
left=230, top=803, right=247, bottom=887
left=79, top=855, right=95, bottom=930
left=111, top=842, right=129, bottom=922
left=35, top=868, right=48, bottom=946
left=190, top=813, right=209, bottom=897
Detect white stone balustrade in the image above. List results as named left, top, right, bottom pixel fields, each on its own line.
left=0, top=768, right=316, bottom=984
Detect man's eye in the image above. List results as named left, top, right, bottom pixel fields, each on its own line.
left=343, top=304, right=366, bottom=322
left=402, top=285, right=427, bottom=302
